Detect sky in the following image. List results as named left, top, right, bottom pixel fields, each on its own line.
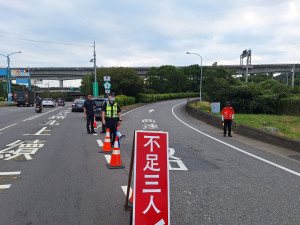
left=0, top=0, right=300, bottom=87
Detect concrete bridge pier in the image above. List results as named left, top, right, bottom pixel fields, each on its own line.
left=59, top=80, right=63, bottom=88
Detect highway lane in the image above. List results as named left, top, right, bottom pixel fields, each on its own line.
left=0, top=99, right=299, bottom=224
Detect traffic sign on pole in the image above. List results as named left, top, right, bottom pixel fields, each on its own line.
left=133, top=130, right=170, bottom=225
left=93, top=82, right=98, bottom=97
left=103, top=81, right=111, bottom=90
left=104, top=76, right=110, bottom=81
left=105, top=89, right=110, bottom=94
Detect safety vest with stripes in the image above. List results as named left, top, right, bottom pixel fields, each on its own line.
left=105, top=102, right=118, bottom=118
left=221, top=107, right=235, bottom=120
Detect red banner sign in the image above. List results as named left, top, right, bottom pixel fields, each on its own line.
left=133, top=130, right=170, bottom=225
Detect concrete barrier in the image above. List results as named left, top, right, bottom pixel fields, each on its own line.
left=185, top=99, right=236, bottom=130
left=235, top=124, right=300, bottom=153
left=186, top=99, right=300, bottom=153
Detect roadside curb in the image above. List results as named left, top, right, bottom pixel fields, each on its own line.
left=185, top=99, right=300, bottom=153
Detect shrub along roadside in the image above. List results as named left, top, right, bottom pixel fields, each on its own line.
left=190, top=101, right=300, bottom=140
left=136, top=92, right=199, bottom=103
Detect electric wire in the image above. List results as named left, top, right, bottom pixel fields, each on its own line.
left=0, top=35, right=92, bottom=48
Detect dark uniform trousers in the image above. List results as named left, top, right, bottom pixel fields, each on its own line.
left=105, top=118, right=118, bottom=145
left=224, top=119, right=232, bottom=136
left=86, top=113, right=95, bottom=132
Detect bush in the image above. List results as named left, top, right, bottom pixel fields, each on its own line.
left=136, top=92, right=198, bottom=103
left=278, top=96, right=300, bottom=115
left=116, top=95, right=135, bottom=107
left=0, top=97, right=4, bottom=101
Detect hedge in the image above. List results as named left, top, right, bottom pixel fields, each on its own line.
left=116, top=95, right=135, bottom=107
left=0, top=97, right=4, bottom=101
left=136, top=92, right=199, bottom=103
left=278, top=96, right=300, bottom=115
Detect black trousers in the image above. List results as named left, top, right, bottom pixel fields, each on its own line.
left=224, top=119, right=232, bottom=135
left=102, top=122, right=106, bottom=132
left=86, top=114, right=95, bottom=132
left=106, top=119, right=118, bottom=145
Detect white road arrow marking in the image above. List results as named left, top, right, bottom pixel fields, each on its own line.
left=149, top=109, right=155, bottom=113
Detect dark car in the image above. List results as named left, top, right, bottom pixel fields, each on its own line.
left=92, top=97, right=105, bottom=120
left=72, top=99, right=85, bottom=112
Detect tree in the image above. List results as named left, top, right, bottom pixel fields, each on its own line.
left=182, top=64, right=201, bottom=92
left=145, top=65, right=188, bottom=93
left=80, top=67, right=144, bottom=97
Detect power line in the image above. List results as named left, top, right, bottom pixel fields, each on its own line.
left=0, top=35, right=92, bottom=48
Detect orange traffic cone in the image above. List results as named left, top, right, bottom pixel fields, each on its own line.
left=93, top=116, right=97, bottom=128
left=106, top=137, right=125, bottom=169
left=98, top=128, right=112, bottom=153
left=128, top=188, right=134, bottom=208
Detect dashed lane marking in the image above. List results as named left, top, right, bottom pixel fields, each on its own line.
left=121, top=185, right=133, bottom=199
left=172, top=102, right=300, bottom=177
left=0, top=123, right=18, bottom=131
left=97, top=140, right=103, bottom=147
left=104, top=155, right=111, bottom=163
left=0, top=171, right=21, bottom=176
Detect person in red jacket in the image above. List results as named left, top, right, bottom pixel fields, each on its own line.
left=221, top=101, right=235, bottom=137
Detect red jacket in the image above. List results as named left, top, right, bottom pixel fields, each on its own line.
left=222, top=107, right=235, bottom=120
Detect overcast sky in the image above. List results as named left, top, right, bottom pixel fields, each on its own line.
left=1, top=0, right=300, bottom=86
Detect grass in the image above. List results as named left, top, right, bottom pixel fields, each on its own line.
left=0, top=101, right=15, bottom=107
left=190, top=101, right=300, bottom=141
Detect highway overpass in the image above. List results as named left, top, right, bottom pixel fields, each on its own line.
left=3, top=64, right=299, bottom=87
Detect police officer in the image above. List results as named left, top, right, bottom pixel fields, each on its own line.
left=101, top=92, right=122, bottom=146
left=221, top=101, right=235, bottom=137
left=100, top=94, right=109, bottom=133
left=84, top=94, right=96, bottom=134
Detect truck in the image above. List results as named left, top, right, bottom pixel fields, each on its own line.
left=13, top=90, right=35, bottom=107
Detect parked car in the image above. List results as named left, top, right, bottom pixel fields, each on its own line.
left=92, top=97, right=105, bottom=120
left=42, top=98, right=56, bottom=107
left=14, top=90, right=34, bottom=107
left=72, top=99, right=85, bottom=112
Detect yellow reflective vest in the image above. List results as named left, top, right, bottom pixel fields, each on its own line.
left=105, top=102, right=118, bottom=118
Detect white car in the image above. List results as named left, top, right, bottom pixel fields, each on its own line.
left=42, top=98, right=56, bottom=107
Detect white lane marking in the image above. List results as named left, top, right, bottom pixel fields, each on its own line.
left=22, top=108, right=60, bottom=121
left=104, top=155, right=111, bottom=163
left=168, top=148, right=188, bottom=171
left=172, top=102, right=300, bottom=177
left=121, top=185, right=133, bottom=199
left=0, top=184, right=11, bottom=189
left=97, top=140, right=103, bottom=147
left=0, top=171, right=21, bottom=175
left=35, top=127, right=48, bottom=135
left=93, top=133, right=98, bottom=136
left=49, top=120, right=56, bottom=125
left=0, top=123, right=17, bottom=131
left=7, top=140, right=22, bottom=146
left=149, top=109, right=155, bottom=113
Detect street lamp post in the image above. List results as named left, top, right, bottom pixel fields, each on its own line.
left=0, top=51, right=21, bottom=103
left=186, top=52, right=203, bottom=103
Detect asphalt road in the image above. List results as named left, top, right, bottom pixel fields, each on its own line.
left=0, top=100, right=299, bottom=225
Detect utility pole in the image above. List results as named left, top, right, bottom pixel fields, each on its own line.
left=0, top=51, right=21, bottom=103
left=92, top=41, right=98, bottom=97
left=292, top=64, right=295, bottom=88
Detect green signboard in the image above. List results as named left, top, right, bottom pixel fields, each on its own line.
left=93, top=82, right=98, bottom=97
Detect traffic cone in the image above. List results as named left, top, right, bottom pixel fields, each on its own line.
left=106, top=137, right=125, bottom=169
left=93, top=116, right=97, bottom=128
left=98, top=128, right=112, bottom=153
left=128, top=188, right=134, bottom=208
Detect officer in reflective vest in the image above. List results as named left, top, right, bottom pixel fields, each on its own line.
left=101, top=92, right=122, bottom=146
left=221, top=101, right=235, bottom=137
left=100, top=94, right=109, bottom=133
